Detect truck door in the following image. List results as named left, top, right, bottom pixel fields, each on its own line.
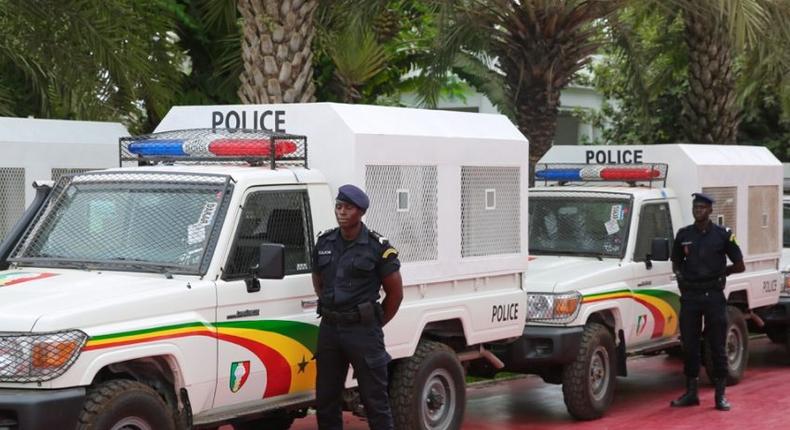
left=627, top=201, right=679, bottom=348
left=213, top=186, right=319, bottom=409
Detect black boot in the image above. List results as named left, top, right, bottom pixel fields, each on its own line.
left=714, top=379, right=731, bottom=411
left=670, top=377, right=700, bottom=407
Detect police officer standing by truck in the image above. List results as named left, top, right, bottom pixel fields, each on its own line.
left=312, top=184, right=404, bottom=430
left=670, top=193, right=745, bottom=411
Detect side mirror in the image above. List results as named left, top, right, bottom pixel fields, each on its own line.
left=256, top=243, right=285, bottom=280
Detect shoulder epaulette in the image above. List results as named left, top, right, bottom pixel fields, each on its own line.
left=316, top=227, right=338, bottom=239
left=368, top=229, right=390, bottom=246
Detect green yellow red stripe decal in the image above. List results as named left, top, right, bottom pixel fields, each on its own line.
left=584, top=289, right=680, bottom=338
left=83, top=320, right=318, bottom=398
left=0, top=272, right=58, bottom=286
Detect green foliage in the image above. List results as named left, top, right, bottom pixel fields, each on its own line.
left=0, top=0, right=187, bottom=132
left=591, top=2, right=790, bottom=156
left=169, top=0, right=242, bottom=110
left=587, top=6, right=688, bottom=145
left=314, top=0, right=459, bottom=104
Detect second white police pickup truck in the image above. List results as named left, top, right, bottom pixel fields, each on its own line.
left=497, top=144, right=783, bottom=420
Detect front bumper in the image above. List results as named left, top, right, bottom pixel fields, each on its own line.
left=0, top=387, right=85, bottom=430
left=500, top=325, right=584, bottom=372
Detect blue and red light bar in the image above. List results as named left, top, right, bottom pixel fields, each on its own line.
left=535, top=166, right=662, bottom=181
left=127, top=137, right=298, bottom=159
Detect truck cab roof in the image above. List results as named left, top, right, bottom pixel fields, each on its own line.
left=103, top=164, right=327, bottom=186
left=530, top=186, right=678, bottom=202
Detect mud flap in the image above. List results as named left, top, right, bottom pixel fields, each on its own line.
left=617, top=330, right=627, bottom=377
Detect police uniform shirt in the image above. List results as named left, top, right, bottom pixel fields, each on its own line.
left=312, top=223, right=400, bottom=311
left=671, top=221, right=743, bottom=281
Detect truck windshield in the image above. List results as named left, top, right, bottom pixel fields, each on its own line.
left=529, top=196, right=632, bottom=258
left=10, top=173, right=230, bottom=274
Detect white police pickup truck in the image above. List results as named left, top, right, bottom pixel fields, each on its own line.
left=0, top=104, right=529, bottom=430
left=498, top=144, right=783, bottom=420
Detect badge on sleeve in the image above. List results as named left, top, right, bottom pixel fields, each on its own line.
left=730, top=234, right=738, bottom=245
left=382, top=247, right=399, bottom=259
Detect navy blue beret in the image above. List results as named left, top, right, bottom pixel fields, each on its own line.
left=337, top=184, right=369, bottom=212
left=692, top=192, right=715, bottom=205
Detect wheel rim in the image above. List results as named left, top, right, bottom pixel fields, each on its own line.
left=421, top=368, right=456, bottom=430
left=726, top=324, right=744, bottom=371
left=589, top=346, right=610, bottom=402
left=110, top=417, right=153, bottom=430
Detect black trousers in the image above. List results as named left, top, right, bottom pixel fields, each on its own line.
left=678, top=288, right=728, bottom=379
left=315, top=319, right=394, bottom=430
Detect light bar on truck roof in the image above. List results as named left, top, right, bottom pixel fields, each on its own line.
left=534, top=163, right=668, bottom=187
left=120, top=128, right=307, bottom=169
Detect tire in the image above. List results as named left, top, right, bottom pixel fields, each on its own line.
left=77, top=379, right=176, bottom=430
left=561, top=323, right=616, bottom=420
left=705, top=305, right=748, bottom=385
left=390, top=339, right=466, bottom=430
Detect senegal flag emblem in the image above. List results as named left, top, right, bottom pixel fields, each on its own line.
left=230, top=361, right=251, bottom=393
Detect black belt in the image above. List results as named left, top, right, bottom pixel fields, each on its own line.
left=680, top=276, right=725, bottom=290
left=320, top=308, right=362, bottom=325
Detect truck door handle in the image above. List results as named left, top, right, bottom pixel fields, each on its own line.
left=301, top=299, right=319, bottom=309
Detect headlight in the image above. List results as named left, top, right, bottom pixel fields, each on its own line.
left=0, top=330, right=87, bottom=382
left=527, top=292, right=582, bottom=323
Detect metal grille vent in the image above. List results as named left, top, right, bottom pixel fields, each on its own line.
left=10, top=172, right=231, bottom=275
left=224, top=190, right=312, bottom=278
left=0, top=330, right=87, bottom=382
left=365, top=165, right=438, bottom=262
left=702, top=187, right=737, bottom=233
left=0, top=168, right=25, bottom=242
left=461, top=166, right=521, bottom=257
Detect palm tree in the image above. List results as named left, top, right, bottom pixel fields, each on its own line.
left=237, top=0, right=318, bottom=103
left=603, top=0, right=790, bottom=145
left=0, top=0, right=184, bottom=132
left=423, top=0, right=620, bottom=167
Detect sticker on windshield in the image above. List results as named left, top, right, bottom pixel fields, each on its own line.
left=197, top=202, right=219, bottom=226
left=610, top=204, right=623, bottom=221
left=187, top=223, right=207, bottom=245
left=604, top=219, right=620, bottom=235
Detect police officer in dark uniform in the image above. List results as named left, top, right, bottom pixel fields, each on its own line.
left=670, top=192, right=744, bottom=411
left=312, top=184, right=404, bottom=430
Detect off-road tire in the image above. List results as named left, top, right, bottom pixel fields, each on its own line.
left=77, top=379, right=176, bottom=430
left=390, top=339, right=465, bottom=430
left=561, top=323, right=616, bottom=420
left=704, top=305, right=748, bottom=385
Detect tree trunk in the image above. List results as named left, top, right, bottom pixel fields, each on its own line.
left=516, top=86, right=561, bottom=186
left=237, top=0, right=318, bottom=104
left=682, top=9, right=739, bottom=144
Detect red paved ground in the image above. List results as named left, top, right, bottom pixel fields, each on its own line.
left=289, top=337, right=790, bottom=429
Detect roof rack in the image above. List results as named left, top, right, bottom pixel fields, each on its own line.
left=534, top=163, right=668, bottom=188
left=120, top=128, right=308, bottom=169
